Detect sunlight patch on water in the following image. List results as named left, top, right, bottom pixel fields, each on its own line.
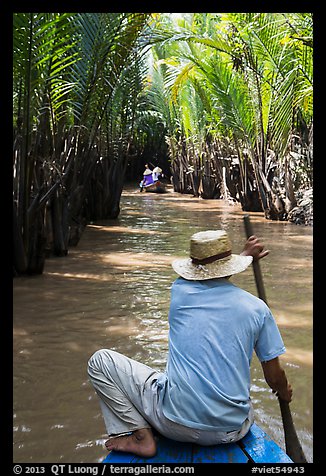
left=274, top=311, right=312, bottom=328
left=88, top=224, right=166, bottom=235
left=102, top=251, right=174, bottom=269
left=279, top=348, right=313, bottom=366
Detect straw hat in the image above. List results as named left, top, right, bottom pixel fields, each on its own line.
left=172, top=230, right=253, bottom=280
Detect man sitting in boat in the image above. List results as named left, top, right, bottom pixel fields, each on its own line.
left=88, top=231, right=292, bottom=458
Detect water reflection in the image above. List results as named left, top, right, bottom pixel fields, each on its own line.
left=13, top=185, right=313, bottom=463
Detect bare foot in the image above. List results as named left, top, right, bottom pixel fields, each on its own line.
left=105, top=428, right=157, bottom=458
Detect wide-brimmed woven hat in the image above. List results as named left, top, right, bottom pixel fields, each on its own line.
left=172, top=230, right=253, bottom=280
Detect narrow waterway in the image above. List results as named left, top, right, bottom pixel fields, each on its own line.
left=13, top=185, right=313, bottom=463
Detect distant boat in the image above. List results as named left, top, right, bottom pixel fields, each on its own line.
left=102, top=423, right=293, bottom=463
left=142, top=180, right=167, bottom=193
left=140, top=165, right=167, bottom=193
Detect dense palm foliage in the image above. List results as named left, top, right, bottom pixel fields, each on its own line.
left=13, top=12, right=151, bottom=274
left=143, top=13, right=313, bottom=214
left=13, top=12, right=313, bottom=276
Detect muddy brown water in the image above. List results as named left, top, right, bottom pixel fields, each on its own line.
left=13, top=185, right=313, bottom=463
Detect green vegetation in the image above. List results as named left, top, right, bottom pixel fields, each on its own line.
left=13, top=13, right=313, bottom=275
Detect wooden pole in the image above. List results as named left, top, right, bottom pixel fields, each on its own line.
left=243, top=214, right=307, bottom=463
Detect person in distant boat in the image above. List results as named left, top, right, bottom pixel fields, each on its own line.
left=88, top=230, right=292, bottom=458
left=152, top=166, right=163, bottom=182
left=140, top=164, right=154, bottom=191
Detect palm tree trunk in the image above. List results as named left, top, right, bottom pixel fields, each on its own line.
left=13, top=201, right=27, bottom=274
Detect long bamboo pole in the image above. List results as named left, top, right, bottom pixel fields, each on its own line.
left=243, top=214, right=307, bottom=463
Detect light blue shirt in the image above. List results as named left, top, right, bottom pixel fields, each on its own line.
left=159, top=277, right=286, bottom=431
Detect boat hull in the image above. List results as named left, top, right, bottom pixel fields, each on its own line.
left=143, top=181, right=167, bottom=193
left=102, top=423, right=293, bottom=463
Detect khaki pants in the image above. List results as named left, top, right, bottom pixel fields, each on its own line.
left=87, top=349, right=254, bottom=445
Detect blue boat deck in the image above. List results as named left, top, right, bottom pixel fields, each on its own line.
left=103, top=423, right=293, bottom=463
